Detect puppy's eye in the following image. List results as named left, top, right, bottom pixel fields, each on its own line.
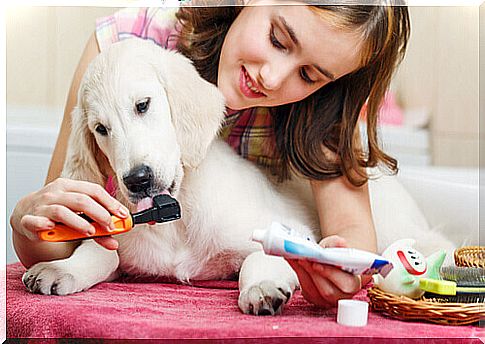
left=95, top=124, right=109, bottom=136
left=135, top=97, right=151, bottom=114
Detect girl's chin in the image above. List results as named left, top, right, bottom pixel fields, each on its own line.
left=224, top=96, right=250, bottom=111
left=220, top=81, right=263, bottom=110
left=226, top=92, right=267, bottom=110
left=226, top=102, right=246, bottom=111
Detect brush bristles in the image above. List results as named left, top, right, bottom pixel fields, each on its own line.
left=423, top=292, right=485, bottom=304
left=440, top=266, right=485, bottom=287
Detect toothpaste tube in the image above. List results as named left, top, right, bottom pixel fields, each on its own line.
left=252, top=222, right=393, bottom=277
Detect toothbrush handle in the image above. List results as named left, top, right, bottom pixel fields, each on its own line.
left=38, top=215, right=133, bottom=242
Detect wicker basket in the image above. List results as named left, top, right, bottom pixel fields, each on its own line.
left=368, top=246, right=485, bottom=326
left=368, top=287, right=484, bottom=326
left=454, top=246, right=485, bottom=268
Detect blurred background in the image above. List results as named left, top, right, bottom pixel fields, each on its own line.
left=6, top=5, right=484, bottom=263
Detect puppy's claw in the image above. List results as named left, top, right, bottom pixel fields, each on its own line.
left=278, top=287, right=291, bottom=300
left=22, top=262, right=81, bottom=296
left=22, top=273, right=35, bottom=290
left=239, top=280, right=292, bottom=316
left=51, top=282, right=59, bottom=296
left=33, top=278, right=44, bottom=294
left=257, top=306, right=274, bottom=316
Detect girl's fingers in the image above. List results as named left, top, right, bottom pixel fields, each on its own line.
left=48, top=178, right=129, bottom=218
left=286, top=259, right=319, bottom=297
left=20, top=211, right=119, bottom=249
left=287, top=258, right=360, bottom=307
left=309, top=268, right=355, bottom=305
left=19, top=215, right=56, bottom=240
left=94, top=236, right=119, bottom=250
left=36, top=205, right=95, bottom=235
left=287, top=259, right=332, bottom=308
left=54, top=192, right=115, bottom=230
left=298, top=259, right=348, bottom=306
left=312, top=263, right=361, bottom=295
left=319, top=235, right=348, bottom=248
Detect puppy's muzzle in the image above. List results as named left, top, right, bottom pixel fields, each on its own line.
left=123, top=164, right=154, bottom=194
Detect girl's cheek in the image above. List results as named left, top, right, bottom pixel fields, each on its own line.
left=285, top=87, right=312, bottom=104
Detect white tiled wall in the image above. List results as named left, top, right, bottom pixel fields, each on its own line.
left=395, top=6, right=480, bottom=168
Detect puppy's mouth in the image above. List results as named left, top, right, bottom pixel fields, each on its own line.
left=128, top=178, right=176, bottom=203
left=135, top=189, right=172, bottom=213
left=130, top=179, right=178, bottom=226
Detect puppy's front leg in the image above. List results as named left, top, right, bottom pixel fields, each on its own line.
left=238, top=251, right=299, bottom=315
left=23, top=239, right=119, bottom=295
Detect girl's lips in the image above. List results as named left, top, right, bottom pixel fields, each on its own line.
left=239, top=66, right=265, bottom=99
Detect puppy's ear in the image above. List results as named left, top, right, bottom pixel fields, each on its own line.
left=155, top=49, right=226, bottom=168
left=61, top=95, right=107, bottom=185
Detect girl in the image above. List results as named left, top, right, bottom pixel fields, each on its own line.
left=10, top=0, right=410, bottom=309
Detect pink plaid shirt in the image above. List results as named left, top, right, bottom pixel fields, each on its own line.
left=96, top=7, right=279, bottom=169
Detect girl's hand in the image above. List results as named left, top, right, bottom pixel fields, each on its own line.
left=286, top=235, right=362, bottom=308
left=10, top=178, right=130, bottom=250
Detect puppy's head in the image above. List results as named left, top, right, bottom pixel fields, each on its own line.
left=65, top=39, right=226, bottom=209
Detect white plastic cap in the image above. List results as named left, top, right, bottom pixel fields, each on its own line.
left=337, top=300, right=369, bottom=327
left=251, top=229, right=266, bottom=243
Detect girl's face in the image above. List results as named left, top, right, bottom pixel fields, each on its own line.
left=218, top=0, right=364, bottom=110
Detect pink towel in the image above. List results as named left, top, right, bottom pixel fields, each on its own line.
left=6, top=263, right=483, bottom=341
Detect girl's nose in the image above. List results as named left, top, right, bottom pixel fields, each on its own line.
left=259, top=61, right=292, bottom=91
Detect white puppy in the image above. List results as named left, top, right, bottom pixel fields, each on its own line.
left=23, top=38, right=455, bottom=315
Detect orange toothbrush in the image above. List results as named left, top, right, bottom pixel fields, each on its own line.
left=39, top=194, right=181, bottom=242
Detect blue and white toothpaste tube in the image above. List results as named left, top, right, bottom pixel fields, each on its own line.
left=252, top=222, right=393, bottom=277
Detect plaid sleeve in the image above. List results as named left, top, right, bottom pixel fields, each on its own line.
left=95, top=7, right=179, bottom=52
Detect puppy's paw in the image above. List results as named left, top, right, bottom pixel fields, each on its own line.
left=238, top=280, right=292, bottom=316
left=22, top=261, right=84, bottom=296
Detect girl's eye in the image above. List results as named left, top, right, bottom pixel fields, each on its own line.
left=300, top=68, right=316, bottom=85
left=135, top=97, right=151, bottom=114
left=95, top=124, right=109, bottom=136
left=269, top=24, right=316, bottom=85
left=269, top=25, right=286, bottom=51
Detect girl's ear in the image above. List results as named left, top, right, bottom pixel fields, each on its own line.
left=153, top=46, right=226, bottom=168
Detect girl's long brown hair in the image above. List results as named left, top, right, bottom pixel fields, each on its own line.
left=176, top=1, right=410, bottom=186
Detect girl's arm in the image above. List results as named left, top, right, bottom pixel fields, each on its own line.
left=313, top=123, right=376, bottom=251
left=45, top=33, right=100, bottom=184
left=310, top=175, right=377, bottom=252
left=11, top=34, right=125, bottom=268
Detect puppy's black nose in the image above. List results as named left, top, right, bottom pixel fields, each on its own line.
left=123, top=165, right=153, bottom=194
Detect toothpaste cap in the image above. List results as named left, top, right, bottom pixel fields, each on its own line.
left=251, top=229, right=266, bottom=243
left=337, top=300, right=369, bottom=327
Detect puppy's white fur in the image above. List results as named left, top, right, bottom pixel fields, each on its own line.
left=23, top=39, right=454, bottom=315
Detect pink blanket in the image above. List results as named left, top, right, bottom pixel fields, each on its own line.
left=6, top=263, right=483, bottom=342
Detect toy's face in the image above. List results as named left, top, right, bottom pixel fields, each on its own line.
left=396, top=248, right=427, bottom=276
left=388, top=246, right=426, bottom=298
left=375, top=243, right=426, bottom=298
left=374, top=239, right=446, bottom=299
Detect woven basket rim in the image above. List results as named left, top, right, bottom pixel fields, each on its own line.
left=454, top=246, right=485, bottom=268
left=368, top=287, right=484, bottom=326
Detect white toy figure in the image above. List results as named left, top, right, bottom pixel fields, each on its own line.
left=374, top=239, right=446, bottom=299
